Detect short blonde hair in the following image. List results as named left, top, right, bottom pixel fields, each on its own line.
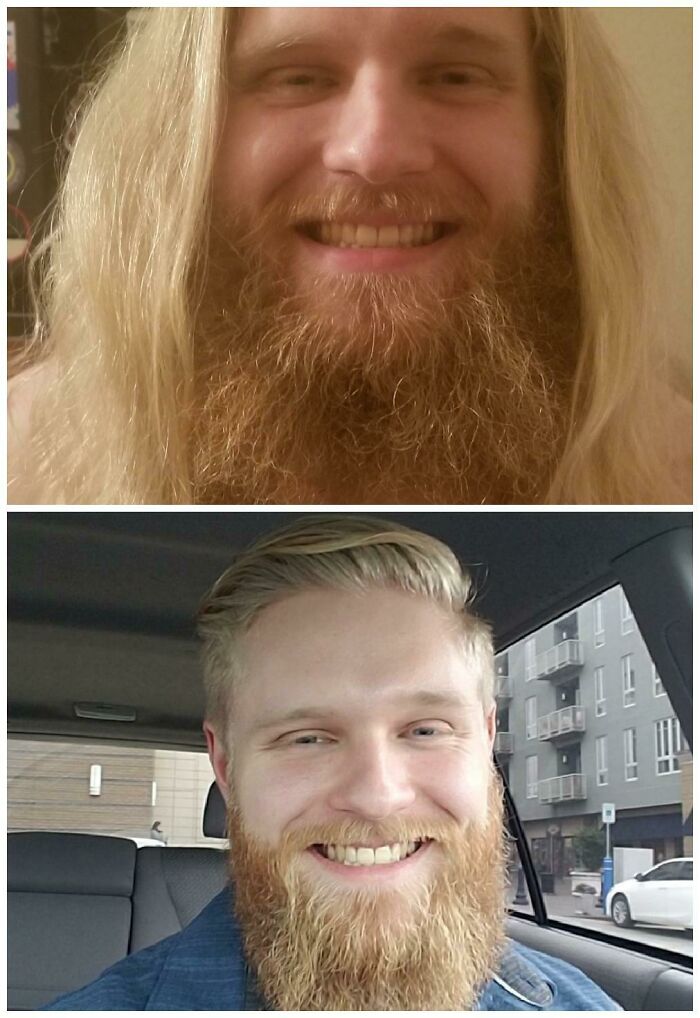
left=197, top=516, right=494, bottom=740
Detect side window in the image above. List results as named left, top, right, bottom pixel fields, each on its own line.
left=679, top=861, right=693, bottom=880
left=525, top=638, right=537, bottom=682
left=621, top=654, right=636, bottom=707
left=501, top=583, right=691, bottom=958
left=525, top=696, right=537, bottom=740
left=655, top=717, right=682, bottom=775
left=595, top=735, right=608, bottom=786
left=593, top=597, right=605, bottom=647
left=623, top=728, right=638, bottom=781
left=620, top=590, right=635, bottom=635
left=646, top=861, right=682, bottom=881
left=526, top=755, right=538, bottom=799
left=594, top=666, right=606, bottom=716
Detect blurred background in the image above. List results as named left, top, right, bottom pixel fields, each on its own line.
left=6, top=7, right=692, bottom=391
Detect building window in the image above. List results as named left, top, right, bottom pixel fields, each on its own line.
left=526, top=755, right=538, bottom=798
left=593, top=597, right=605, bottom=647
left=595, top=735, right=608, bottom=786
left=620, top=590, right=635, bottom=635
left=655, top=718, right=682, bottom=775
left=525, top=696, right=537, bottom=740
left=652, top=664, right=665, bottom=698
left=621, top=654, right=635, bottom=707
left=525, top=637, right=537, bottom=681
left=594, top=666, right=606, bottom=716
left=623, top=728, right=638, bottom=781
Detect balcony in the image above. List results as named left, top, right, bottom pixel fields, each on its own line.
left=535, top=639, right=584, bottom=683
left=495, top=675, right=513, bottom=701
left=494, top=731, right=514, bottom=756
left=538, top=773, right=587, bottom=804
left=538, top=705, right=585, bottom=742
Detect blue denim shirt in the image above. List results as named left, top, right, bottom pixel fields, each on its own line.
left=45, top=887, right=622, bottom=1011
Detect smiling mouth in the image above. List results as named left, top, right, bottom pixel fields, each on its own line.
left=298, top=221, right=458, bottom=249
left=310, top=837, right=434, bottom=867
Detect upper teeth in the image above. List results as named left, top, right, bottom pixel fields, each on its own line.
left=322, top=841, right=424, bottom=865
left=317, top=223, right=437, bottom=248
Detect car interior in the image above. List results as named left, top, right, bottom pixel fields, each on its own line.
left=7, top=511, right=693, bottom=1010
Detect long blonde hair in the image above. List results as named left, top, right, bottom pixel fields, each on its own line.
left=24, top=8, right=675, bottom=503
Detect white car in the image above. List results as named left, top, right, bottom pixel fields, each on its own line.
left=606, top=858, right=693, bottom=930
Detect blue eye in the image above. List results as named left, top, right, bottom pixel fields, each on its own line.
left=287, top=732, right=333, bottom=746
left=408, top=723, right=449, bottom=738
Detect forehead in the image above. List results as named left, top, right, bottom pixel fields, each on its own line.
left=233, top=7, right=533, bottom=61
left=235, top=588, right=482, bottom=728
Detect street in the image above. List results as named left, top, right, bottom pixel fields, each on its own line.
left=507, top=877, right=693, bottom=958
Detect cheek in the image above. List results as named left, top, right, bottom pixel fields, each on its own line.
left=447, top=107, right=543, bottom=217
left=214, top=106, right=316, bottom=214
left=234, top=755, right=321, bottom=841
left=428, top=751, right=491, bottom=825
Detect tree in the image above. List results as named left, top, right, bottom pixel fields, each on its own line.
left=572, top=827, right=606, bottom=871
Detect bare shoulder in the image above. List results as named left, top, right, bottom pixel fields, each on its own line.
left=7, top=358, right=53, bottom=504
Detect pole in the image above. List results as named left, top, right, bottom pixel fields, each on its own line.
left=601, top=822, right=614, bottom=913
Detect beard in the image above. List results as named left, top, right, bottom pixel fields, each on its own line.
left=227, top=772, right=509, bottom=1011
left=190, top=180, right=578, bottom=504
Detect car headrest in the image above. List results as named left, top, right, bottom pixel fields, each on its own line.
left=203, top=781, right=227, bottom=839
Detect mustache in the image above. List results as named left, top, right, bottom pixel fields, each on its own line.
left=212, top=182, right=491, bottom=251
left=229, top=811, right=484, bottom=858
left=274, top=182, right=489, bottom=230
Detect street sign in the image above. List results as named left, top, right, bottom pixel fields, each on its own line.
left=602, top=803, right=616, bottom=824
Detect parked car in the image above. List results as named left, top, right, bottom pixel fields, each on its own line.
left=606, top=858, right=693, bottom=930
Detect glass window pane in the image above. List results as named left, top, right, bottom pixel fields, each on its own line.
left=7, top=738, right=228, bottom=849
left=501, top=583, right=691, bottom=957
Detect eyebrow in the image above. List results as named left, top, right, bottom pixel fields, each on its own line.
left=232, top=21, right=521, bottom=70
left=251, top=689, right=472, bottom=734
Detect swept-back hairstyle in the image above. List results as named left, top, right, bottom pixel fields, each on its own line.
left=196, top=516, right=494, bottom=744
left=23, top=8, right=675, bottom=503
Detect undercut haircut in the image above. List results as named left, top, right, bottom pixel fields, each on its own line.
left=197, top=516, right=494, bottom=745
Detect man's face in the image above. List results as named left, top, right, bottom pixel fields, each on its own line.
left=194, top=7, right=574, bottom=505
left=205, top=588, right=507, bottom=1009
left=214, top=7, right=544, bottom=283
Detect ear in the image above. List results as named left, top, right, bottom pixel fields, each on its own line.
left=204, top=720, right=230, bottom=799
left=485, top=702, right=497, bottom=752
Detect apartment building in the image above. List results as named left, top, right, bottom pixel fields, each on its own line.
left=496, top=585, right=692, bottom=879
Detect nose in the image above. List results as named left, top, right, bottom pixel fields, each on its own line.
left=328, top=737, right=416, bottom=820
left=322, top=68, right=434, bottom=185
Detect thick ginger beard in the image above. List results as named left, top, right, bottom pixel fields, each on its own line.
left=226, top=772, right=508, bottom=1011
left=191, top=182, right=578, bottom=504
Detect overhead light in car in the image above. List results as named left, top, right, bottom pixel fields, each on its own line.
left=73, top=702, right=136, bottom=722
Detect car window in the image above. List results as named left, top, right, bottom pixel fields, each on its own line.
left=645, top=861, right=683, bottom=881
left=501, top=583, right=692, bottom=958
left=7, top=738, right=227, bottom=849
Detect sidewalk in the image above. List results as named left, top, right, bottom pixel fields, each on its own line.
left=507, top=875, right=610, bottom=923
